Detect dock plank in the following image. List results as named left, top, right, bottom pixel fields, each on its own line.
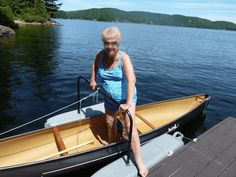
left=148, top=117, right=236, bottom=177
left=218, top=159, right=236, bottom=177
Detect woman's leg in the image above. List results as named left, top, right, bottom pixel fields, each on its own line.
left=105, top=109, right=117, bottom=143
left=125, top=104, right=148, bottom=177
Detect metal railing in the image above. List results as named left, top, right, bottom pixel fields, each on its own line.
left=77, top=76, right=133, bottom=164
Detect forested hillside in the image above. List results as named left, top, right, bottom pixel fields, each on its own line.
left=58, top=8, right=236, bottom=31
left=0, top=0, right=61, bottom=28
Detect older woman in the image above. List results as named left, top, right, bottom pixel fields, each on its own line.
left=90, top=27, right=148, bottom=177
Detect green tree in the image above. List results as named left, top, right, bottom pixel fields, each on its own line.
left=34, top=0, right=49, bottom=21
left=8, top=0, right=27, bottom=16
left=0, top=0, right=61, bottom=23
left=0, top=1, right=17, bottom=28
left=43, top=0, right=61, bottom=18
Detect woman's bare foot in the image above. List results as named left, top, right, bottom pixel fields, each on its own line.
left=138, top=165, right=148, bottom=177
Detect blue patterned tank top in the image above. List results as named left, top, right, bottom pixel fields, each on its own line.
left=97, top=50, right=137, bottom=104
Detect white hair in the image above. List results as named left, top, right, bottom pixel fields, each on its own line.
left=101, top=27, right=122, bottom=44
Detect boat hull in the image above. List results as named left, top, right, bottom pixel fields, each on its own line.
left=0, top=94, right=210, bottom=177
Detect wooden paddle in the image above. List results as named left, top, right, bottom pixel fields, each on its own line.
left=39, top=139, right=94, bottom=161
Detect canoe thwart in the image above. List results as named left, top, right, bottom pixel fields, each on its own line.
left=52, top=127, right=68, bottom=156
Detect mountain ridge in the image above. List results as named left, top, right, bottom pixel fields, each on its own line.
left=56, top=8, right=236, bottom=31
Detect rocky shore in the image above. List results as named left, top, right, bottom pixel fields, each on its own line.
left=14, top=19, right=60, bottom=26
left=0, top=25, right=16, bottom=37
left=0, top=19, right=60, bottom=38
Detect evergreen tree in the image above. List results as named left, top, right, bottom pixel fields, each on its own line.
left=43, top=0, right=61, bottom=18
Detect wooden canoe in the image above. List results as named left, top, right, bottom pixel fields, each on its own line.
left=0, top=94, right=210, bottom=177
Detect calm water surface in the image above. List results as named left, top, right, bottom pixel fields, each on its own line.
left=0, top=19, right=236, bottom=139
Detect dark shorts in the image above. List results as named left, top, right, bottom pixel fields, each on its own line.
left=104, top=96, right=137, bottom=112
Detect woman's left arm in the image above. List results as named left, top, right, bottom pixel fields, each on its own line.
left=121, top=53, right=136, bottom=110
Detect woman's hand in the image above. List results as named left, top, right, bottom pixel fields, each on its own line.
left=90, top=80, right=97, bottom=90
left=120, top=103, right=132, bottom=111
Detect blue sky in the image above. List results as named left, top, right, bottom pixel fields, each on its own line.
left=58, top=0, right=236, bottom=23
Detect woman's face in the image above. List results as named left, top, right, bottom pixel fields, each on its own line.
left=103, top=35, right=119, bottom=59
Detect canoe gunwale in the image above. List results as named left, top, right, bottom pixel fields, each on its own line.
left=136, top=93, right=209, bottom=110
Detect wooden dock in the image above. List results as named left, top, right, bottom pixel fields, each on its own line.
left=148, top=117, right=236, bottom=177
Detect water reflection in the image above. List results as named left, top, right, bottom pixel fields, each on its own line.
left=0, top=25, right=60, bottom=133
left=0, top=55, right=15, bottom=129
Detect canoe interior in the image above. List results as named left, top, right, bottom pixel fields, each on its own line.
left=0, top=94, right=207, bottom=168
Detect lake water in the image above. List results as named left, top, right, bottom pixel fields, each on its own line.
left=0, top=19, right=236, bottom=138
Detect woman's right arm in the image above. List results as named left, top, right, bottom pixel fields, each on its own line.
left=90, top=52, right=101, bottom=90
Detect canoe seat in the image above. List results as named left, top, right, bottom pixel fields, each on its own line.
left=135, top=116, right=153, bottom=133
left=135, top=113, right=156, bottom=129
left=52, top=127, right=68, bottom=156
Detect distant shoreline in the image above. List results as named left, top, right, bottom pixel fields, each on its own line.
left=57, top=18, right=235, bottom=32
